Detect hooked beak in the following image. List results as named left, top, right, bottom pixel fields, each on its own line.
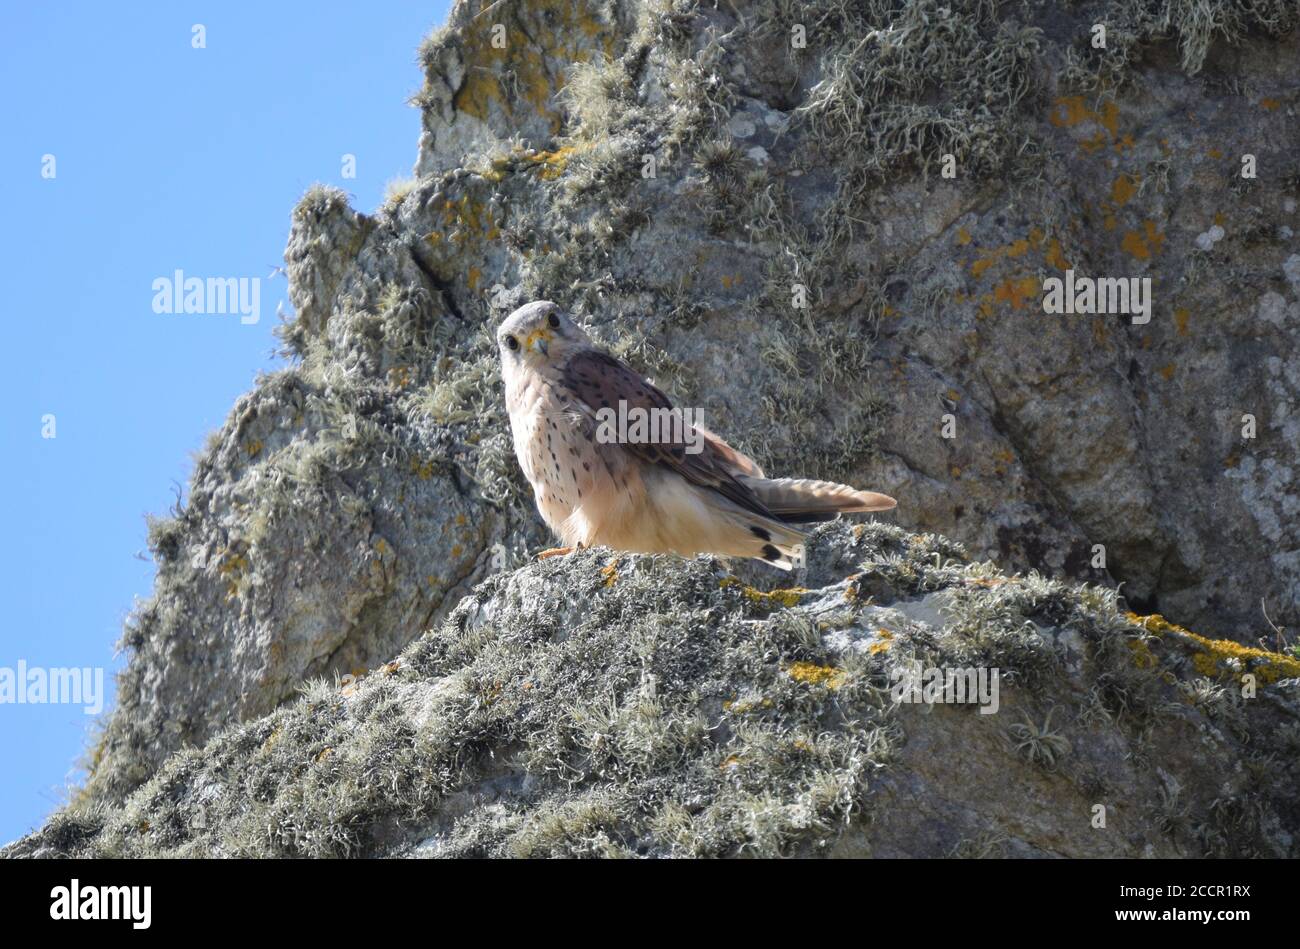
left=524, top=327, right=553, bottom=356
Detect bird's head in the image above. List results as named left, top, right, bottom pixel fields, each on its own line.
left=497, top=300, right=589, bottom=369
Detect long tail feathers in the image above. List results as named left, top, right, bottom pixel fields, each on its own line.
left=744, top=477, right=897, bottom=524
left=707, top=477, right=896, bottom=570
left=730, top=512, right=807, bottom=570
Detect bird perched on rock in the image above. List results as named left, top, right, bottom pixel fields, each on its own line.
left=497, top=300, right=896, bottom=569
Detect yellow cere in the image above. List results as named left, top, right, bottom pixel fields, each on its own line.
left=524, top=326, right=555, bottom=352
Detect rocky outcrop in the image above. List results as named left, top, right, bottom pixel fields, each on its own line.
left=55, top=0, right=1300, bottom=829
left=11, top=524, right=1299, bottom=858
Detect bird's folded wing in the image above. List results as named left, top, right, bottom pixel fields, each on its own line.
left=559, top=349, right=777, bottom=521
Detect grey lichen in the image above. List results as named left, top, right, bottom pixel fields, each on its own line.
left=10, top=524, right=1299, bottom=858
left=32, top=0, right=1300, bottom=847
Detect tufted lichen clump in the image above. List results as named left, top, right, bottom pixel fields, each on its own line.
left=14, top=521, right=1298, bottom=859
left=21, top=541, right=904, bottom=858
left=33, top=0, right=1300, bottom=853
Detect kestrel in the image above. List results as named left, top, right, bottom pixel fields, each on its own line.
left=497, top=300, right=896, bottom=569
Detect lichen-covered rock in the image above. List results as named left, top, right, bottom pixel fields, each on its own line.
left=413, top=0, right=635, bottom=176
left=9, top=524, right=1298, bottom=858
left=74, top=0, right=1300, bottom=813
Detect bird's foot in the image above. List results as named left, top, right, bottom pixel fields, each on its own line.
left=536, top=546, right=576, bottom=560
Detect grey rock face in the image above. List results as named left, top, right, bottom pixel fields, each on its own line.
left=9, top=524, right=1299, bottom=858
left=64, top=0, right=1300, bottom=834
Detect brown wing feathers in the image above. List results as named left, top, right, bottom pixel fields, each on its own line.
left=559, top=350, right=780, bottom=523
left=558, top=348, right=896, bottom=531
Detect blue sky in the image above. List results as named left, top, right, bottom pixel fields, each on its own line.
left=0, top=1, right=452, bottom=844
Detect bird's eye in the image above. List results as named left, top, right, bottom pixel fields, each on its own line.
left=505, top=335, right=519, bottom=351
left=547, top=312, right=560, bottom=329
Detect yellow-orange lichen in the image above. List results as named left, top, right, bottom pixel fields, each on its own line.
left=601, top=559, right=619, bottom=588
left=719, top=577, right=809, bottom=609
left=1050, top=96, right=1120, bottom=140
left=1126, top=612, right=1300, bottom=684
left=1121, top=220, right=1164, bottom=260
left=447, top=2, right=613, bottom=133
left=786, top=662, right=846, bottom=690
left=1110, top=174, right=1138, bottom=207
